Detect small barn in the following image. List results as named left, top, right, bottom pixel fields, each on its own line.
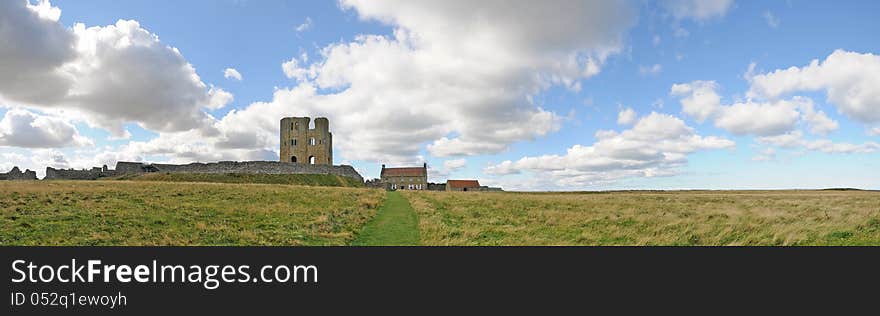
left=446, top=180, right=481, bottom=191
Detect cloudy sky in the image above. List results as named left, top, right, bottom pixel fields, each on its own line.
left=1, top=0, right=878, bottom=190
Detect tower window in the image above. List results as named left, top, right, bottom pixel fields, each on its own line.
left=291, top=139, right=297, bottom=146
left=291, top=156, right=297, bottom=163
left=309, top=137, right=316, bottom=145
left=309, top=156, right=316, bottom=164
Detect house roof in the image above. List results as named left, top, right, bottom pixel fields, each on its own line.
left=447, top=180, right=481, bottom=188
left=381, top=167, right=426, bottom=177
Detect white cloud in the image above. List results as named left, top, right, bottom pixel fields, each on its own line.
left=26, top=0, right=61, bottom=21
left=0, top=0, right=76, bottom=106
left=661, top=0, right=735, bottom=21
left=713, top=99, right=801, bottom=136
left=672, top=81, right=824, bottom=136
left=617, top=107, right=637, bottom=125
left=217, top=0, right=636, bottom=164
left=427, top=158, right=468, bottom=182
left=869, top=127, right=880, bottom=136
left=484, top=112, right=734, bottom=187
left=281, top=57, right=311, bottom=81
left=224, top=68, right=243, bottom=81
left=0, top=1, right=226, bottom=138
left=206, top=87, right=234, bottom=110
left=443, top=158, right=466, bottom=171
left=670, top=80, right=721, bottom=123
left=798, top=100, right=838, bottom=135
left=757, top=130, right=879, bottom=154
left=639, top=64, right=663, bottom=75
left=748, top=50, right=880, bottom=124
left=763, top=11, right=780, bottom=28
left=295, top=17, right=312, bottom=33
left=652, top=35, right=661, bottom=46
left=0, top=108, right=93, bottom=148
left=427, top=137, right=509, bottom=157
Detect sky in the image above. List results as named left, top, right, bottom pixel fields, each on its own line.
left=1, top=0, right=878, bottom=190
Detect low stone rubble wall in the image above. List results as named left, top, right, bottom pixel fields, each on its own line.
left=0, top=167, right=37, bottom=180
left=44, top=166, right=115, bottom=180
left=114, top=161, right=364, bottom=183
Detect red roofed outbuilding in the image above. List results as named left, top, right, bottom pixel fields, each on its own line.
left=446, top=180, right=481, bottom=191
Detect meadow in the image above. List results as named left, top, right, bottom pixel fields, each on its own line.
left=402, top=190, right=880, bottom=246
left=3, top=179, right=880, bottom=246
left=0, top=181, right=383, bottom=245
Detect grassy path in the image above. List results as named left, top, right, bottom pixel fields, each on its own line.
left=351, top=191, right=420, bottom=246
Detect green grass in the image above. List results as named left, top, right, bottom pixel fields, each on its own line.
left=5, top=179, right=880, bottom=246
left=351, top=191, right=420, bottom=246
left=115, top=172, right=363, bottom=187
left=0, top=181, right=382, bottom=246
left=402, top=190, right=880, bottom=246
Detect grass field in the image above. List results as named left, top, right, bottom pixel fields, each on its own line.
left=3, top=179, right=880, bottom=246
left=0, top=181, right=383, bottom=245
left=114, top=172, right=364, bottom=187
left=351, top=191, right=419, bottom=246
left=402, top=190, right=880, bottom=246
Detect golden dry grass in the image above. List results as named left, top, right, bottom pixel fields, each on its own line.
left=402, top=190, right=880, bottom=246
left=0, top=180, right=384, bottom=246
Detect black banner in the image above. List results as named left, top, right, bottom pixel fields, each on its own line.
left=3, top=247, right=878, bottom=314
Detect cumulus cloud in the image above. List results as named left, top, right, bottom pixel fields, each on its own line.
left=0, top=0, right=76, bottom=105
left=670, top=80, right=720, bottom=123
left=224, top=68, right=243, bottom=81
left=443, top=158, right=466, bottom=172
left=799, top=100, right=839, bottom=135
left=756, top=130, right=879, bottom=154
left=617, top=108, right=637, bottom=125
left=206, top=87, right=234, bottom=110
left=672, top=81, right=830, bottom=136
left=217, top=0, right=636, bottom=164
left=660, top=0, right=735, bottom=21
left=0, top=1, right=228, bottom=139
left=712, top=99, right=801, bottom=136
left=426, top=158, right=467, bottom=182
left=748, top=50, right=880, bottom=124
left=281, top=57, right=310, bottom=81
left=484, top=112, right=734, bottom=187
left=0, top=109, right=92, bottom=148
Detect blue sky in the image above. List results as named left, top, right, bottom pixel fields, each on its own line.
left=1, top=0, right=878, bottom=190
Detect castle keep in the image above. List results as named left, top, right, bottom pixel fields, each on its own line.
left=280, top=117, right=332, bottom=165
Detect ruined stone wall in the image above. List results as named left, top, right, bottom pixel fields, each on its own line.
left=0, top=167, right=37, bottom=180
left=474, top=186, right=503, bottom=192
left=115, top=161, right=363, bottom=183
left=279, top=117, right=333, bottom=165
left=427, top=183, right=446, bottom=191
left=44, top=166, right=115, bottom=180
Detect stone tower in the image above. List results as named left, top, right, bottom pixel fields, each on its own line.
left=280, top=117, right=333, bottom=165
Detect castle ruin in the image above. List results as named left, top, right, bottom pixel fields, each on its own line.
left=279, top=117, right=332, bottom=165
left=0, top=167, right=37, bottom=180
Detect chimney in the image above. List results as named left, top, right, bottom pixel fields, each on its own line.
left=381, top=164, right=385, bottom=169
left=423, top=162, right=427, bottom=169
